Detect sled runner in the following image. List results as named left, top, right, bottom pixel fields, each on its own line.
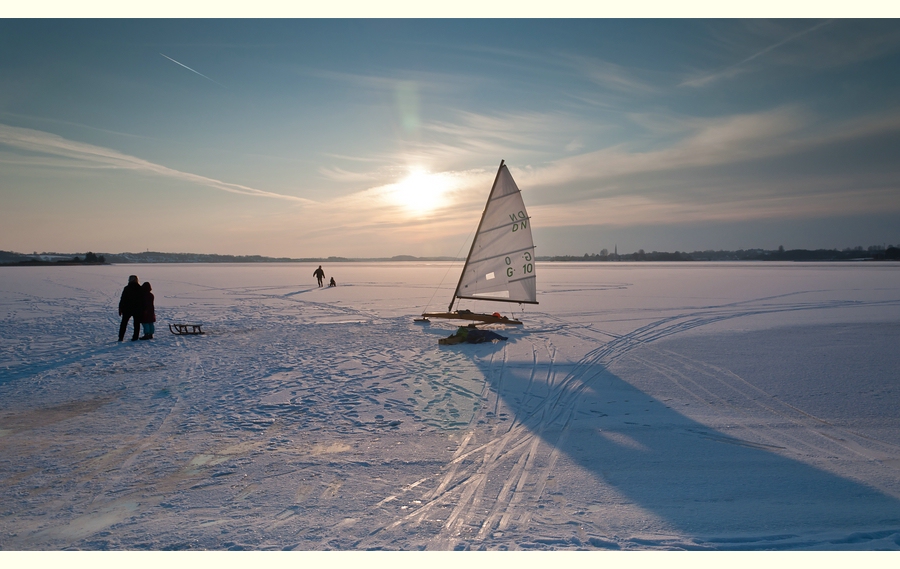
left=169, top=323, right=204, bottom=335
left=420, top=310, right=522, bottom=325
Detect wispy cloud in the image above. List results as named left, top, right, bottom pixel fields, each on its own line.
left=320, top=152, right=386, bottom=163
left=533, top=184, right=900, bottom=229
left=317, top=166, right=381, bottom=183
left=681, top=20, right=833, bottom=88
left=0, top=111, right=154, bottom=140
left=522, top=106, right=818, bottom=188
left=405, top=109, right=596, bottom=169
left=311, top=110, right=582, bottom=177
left=0, top=124, right=311, bottom=202
left=510, top=106, right=900, bottom=226
left=442, top=43, right=662, bottom=98
left=160, top=53, right=227, bottom=89
left=0, top=121, right=504, bottom=250
left=288, top=65, right=473, bottom=98
left=261, top=102, right=900, bottom=243
left=560, top=54, right=661, bottom=95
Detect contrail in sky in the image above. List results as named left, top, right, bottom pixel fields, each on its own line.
left=160, top=53, right=227, bottom=88
left=682, top=20, right=833, bottom=88
left=733, top=20, right=833, bottom=68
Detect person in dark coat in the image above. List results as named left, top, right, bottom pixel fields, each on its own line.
left=139, top=282, right=156, bottom=340
left=313, top=265, right=325, bottom=287
left=118, top=275, right=144, bottom=342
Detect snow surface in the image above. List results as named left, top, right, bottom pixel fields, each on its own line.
left=1, top=261, right=899, bottom=551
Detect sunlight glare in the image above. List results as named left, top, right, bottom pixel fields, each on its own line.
left=389, top=169, right=452, bottom=215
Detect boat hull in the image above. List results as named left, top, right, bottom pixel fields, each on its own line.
left=421, top=311, right=523, bottom=325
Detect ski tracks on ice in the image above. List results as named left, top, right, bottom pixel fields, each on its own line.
left=359, top=333, right=582, bottom=549
left=361, top=294, right=900, bottom=549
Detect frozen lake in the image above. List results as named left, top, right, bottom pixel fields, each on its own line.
left=1, top=261, right=899, bottom=550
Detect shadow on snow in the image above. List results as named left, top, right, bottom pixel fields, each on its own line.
left=436, top=320, right=900, bottom=549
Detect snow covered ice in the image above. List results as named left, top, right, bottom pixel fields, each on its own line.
left=1, top=261, right=899, bottom=550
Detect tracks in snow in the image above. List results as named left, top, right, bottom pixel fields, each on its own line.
left=359, top=295, right=900, bottom=549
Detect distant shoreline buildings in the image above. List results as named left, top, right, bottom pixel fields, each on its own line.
left=2, top=246, right=898, bottom=265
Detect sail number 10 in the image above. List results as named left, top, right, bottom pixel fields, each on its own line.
left=505, top=252, right=533, bottom=278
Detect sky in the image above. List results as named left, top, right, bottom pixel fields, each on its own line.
left=1, top=15, right=899, bottom=257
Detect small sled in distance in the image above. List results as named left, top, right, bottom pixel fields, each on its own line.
left=169, top=323, right=204, bottom=335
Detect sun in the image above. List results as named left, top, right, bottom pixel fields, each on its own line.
left=389, top=169, right=451, bottom=215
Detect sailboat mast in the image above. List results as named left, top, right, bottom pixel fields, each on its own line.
left=449, top=159, right=506, bottom=312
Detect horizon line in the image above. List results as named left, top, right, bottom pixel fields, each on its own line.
left=3, top=243, right=898, bottom=263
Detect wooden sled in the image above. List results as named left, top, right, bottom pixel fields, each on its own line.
left=420, top=310, right=522, bottom=325
left=169, top=323, right=204, bottom=335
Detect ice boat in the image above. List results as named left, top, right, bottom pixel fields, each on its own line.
left=420, top=160, right=537, bottom=325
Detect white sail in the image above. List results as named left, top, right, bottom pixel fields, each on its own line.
left=452, top=162, right=537, bottom=308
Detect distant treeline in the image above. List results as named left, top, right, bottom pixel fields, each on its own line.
left=538, top=246, right=900, bottom=262
left=1, top=251, right=108, bottom=266
left=0, top=251, right=460, bottom=265
left=3, top=247, right=898, bottom=266
left=99, top=252, right=460, bottom=263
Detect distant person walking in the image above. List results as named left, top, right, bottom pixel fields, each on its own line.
left=118, top=275, right=143, bottom=342
left=313, top=265, right=325, bottom=287
left=140, top=282, right=156, bottom=340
